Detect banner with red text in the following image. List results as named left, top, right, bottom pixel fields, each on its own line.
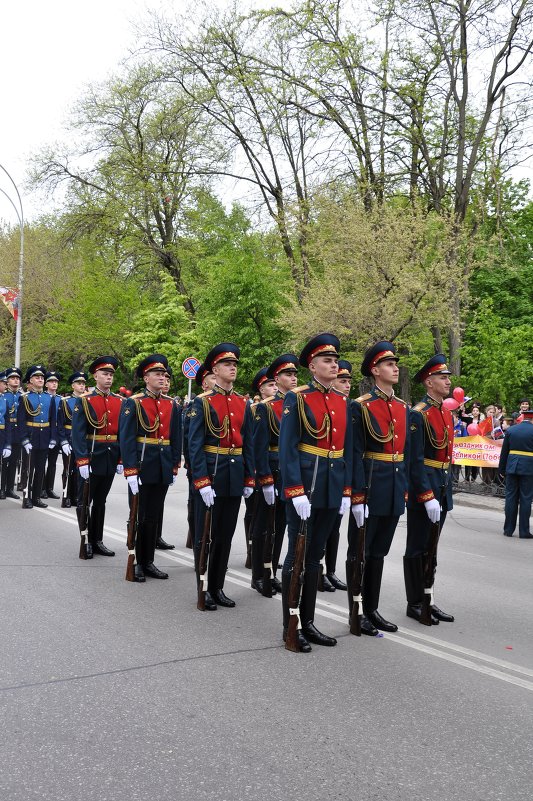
left=452, top=436, right=503, bottom=468
left=0, top=286, right=19, bottom=321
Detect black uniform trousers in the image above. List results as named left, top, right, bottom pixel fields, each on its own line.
left=44, top=443, right=60, bottom=493
left=2, top=443, right=21, bottom=493
left=251, top=492, right=286, bottom=581
left=78, top=473, right=114, bottom=544
left=504, top=474, right=533, bottom=538
left=347, top=513, right=400, bottom=560
left=61, top=452, right=78, bottom=505
left=405, top=506, right=449, bottom=557
left=194, top=494, right=242, bottom=592
left=26, top=449, right=48, bottom=503
left=136, top=483, right=169, bottom=566
left=325, top=513, right=342, bottom=574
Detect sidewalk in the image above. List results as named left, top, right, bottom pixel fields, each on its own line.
left=452, top=488, right=505, bottom=511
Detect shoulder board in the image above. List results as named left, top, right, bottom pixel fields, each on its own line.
left=293, top=385, right=310, bottom=394
left=412, top=402, right=426, bottom=412
left=131, top=392, right=144, bottom=399
left=259, top=396, right=275, bottom=405
left=394, top=396, right=408, bottom=406
left=161, top=393, right=173, bottom=400
left=355, top=393, right=372, bottom=403
left=195, top=391, right=211, bottom=400
left=232, top=391, right=243, bottom=397
left=20, top=391, right=30, bottom=397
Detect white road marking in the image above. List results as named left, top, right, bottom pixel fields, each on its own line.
left=14, top=501, right=533, bottom=692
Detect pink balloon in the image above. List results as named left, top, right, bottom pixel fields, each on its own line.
left=453, top=387, right=465, bottom=403
left=442, top=397, right=460, bottom=410
left=467, top=423, right=480, bottom=436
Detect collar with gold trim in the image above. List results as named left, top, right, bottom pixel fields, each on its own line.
left=213, top=384, right=234, bottom=396
left=145, top=389, right=162, bottom=400
left=426, top=394, right=442, bottom=409
left=311, top=379, right=332, bottom=393
left=95, top=388, right=111, bottom=397
left=374, top=385, right=395, bottom=401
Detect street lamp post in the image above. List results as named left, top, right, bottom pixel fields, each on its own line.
left=0, top=163, right=24, bottom=367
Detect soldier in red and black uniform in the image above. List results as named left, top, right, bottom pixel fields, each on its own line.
left=72, top=356, right=123, bottom=557
left=250, top=356, right=299, bottom=595
left=279, top=334, right=352, bottom=652
left=405, top=354, right=455, bottom=625
left=119, top=354, right=182, bottom=582
left=348, top=341, right=409, bottom=634
left=188, top=343, right=255, bottom=610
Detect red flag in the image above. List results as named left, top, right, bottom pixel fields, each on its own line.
left=477, top=417, right=493, bottom=437
left=0, top=286, right=19, bottom=321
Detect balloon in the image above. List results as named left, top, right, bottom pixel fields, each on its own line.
left=453, top=386, right=465, bottom=403
left=125, top=389, right=132, bottom=396
left=442, top=397, right=460, bottom=410
left=119, top=386, right=127, bottom=394
left=467, top=423, right=480, bottom=436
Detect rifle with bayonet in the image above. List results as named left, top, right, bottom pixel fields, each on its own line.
left=348, top=457, right=374, bottom=636
left=197, top=447, right=220, bottom=610
left=125, top=433, right=146, bottom=581
left=285, top=455, right=319, bottom=653
left=77, top=435, right=96, bottom=559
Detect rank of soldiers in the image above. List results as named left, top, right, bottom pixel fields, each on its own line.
left=0, top=336, right=457, bottom=653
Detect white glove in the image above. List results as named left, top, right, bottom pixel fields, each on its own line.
left=262, top=485, right=275, bottom=505
left=172, top=474, right=178, bottom=484
left=49, top=440, right=56, bottom=449
left=127, top=475, right=139, bottom=495
left=424, top=498, right=441, bottom=523
left=292, top=494, right=311, bottom=520
left=243, top=486, right=254, bottom=499
left=200, top=486, right=216, bottom=507
left=2, top=447, right=11, bottom=459
left=79, top=465, right=90, bottom=480
left=351, top=503, right=368, bottom=528
left=116, top=464, right=124, bottom=475
left=24, top=443, right=32, bottom=455
left=61, top=443, right=71, bottom=456
left=338, top=497, right=351, bottom=516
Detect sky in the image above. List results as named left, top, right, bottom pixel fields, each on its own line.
left=0, top=1, right=180, bottom=221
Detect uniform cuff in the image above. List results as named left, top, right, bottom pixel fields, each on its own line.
left=284, top=485, right=304, bottom=499
left=245, top=476, right=255, bottom=488
left=343, top=486, right=351, bottom=497
left=124, top=468, right=138, bottom=477
left=352, top=493, right=365, bottom=504
left=76, top=457, right=89, bottom=467
left=417, top=490, right=435, bottom=502
left=258, top=474, right=274, bottom=486
left=194, top=477, right=211, bottom=490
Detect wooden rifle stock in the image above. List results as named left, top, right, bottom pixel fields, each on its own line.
left=285, top=455, right=319, bottom=653
left=197, top=506, right=212, bottom=610
left=349, top=457, right=374, bottom=636
left=349, top=520, right=366, bottom=636
left=125, top=492, right=139, bottom=581
left=261, top=501, right=276, bottom=597
left=77, top=479, right=91, bottom=560
left=285, top=518, right=307, bottom=652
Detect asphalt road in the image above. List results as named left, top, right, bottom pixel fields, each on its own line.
left=1, top=473, right=532, bottom=801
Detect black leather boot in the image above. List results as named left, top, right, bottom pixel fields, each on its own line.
left=363, top=557, right=397, bottom=633
left=301, top=569, right=337, bottom=646
left=404, top=556, right=440, bottom=625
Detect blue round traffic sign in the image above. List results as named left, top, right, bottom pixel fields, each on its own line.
left=182, top=357, right=200, bottom=379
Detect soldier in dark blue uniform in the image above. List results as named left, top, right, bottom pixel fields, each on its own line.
left=18, top=365, right=58, bottom=509
left=249, top=366, right=278, bottom=593
left=155, top=365, right=177, bottom=551
left=499, top=408, right=533, bottom=539
left=1, top=367, right=23, bottom=499
left=188, top=343, right=255, bottom=610
left=42, top=370, right=63, bottom=499
left=279, top=334, right=353, bottom=651
left=57, top=371, right=87, bottom=507
left=0, top=374, right=11, bottom=492
left=183, top=363, right=216, bottom=553
left=250, top=355, right=299, bottom=595
left=318, top=359, right=353, bottom=593
left=348, top=342, right=409, bottom=634
left=72, top=356, right=123, bottom=556
left=119, top=354, right=182, bottom=581
left=405, top=355, right=455, bottom=624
